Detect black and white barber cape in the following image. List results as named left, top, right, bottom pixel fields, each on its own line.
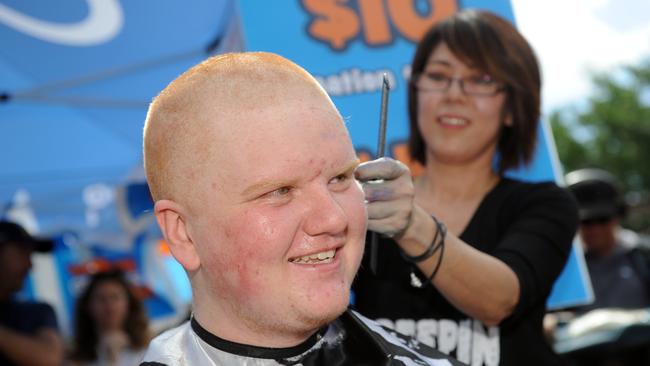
left=140, top=309, right=466, bottom=365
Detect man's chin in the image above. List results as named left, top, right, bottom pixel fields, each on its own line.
left=300, top=298, right=349, bottom=329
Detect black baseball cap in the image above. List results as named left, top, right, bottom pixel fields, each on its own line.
left=0, top=221, right=54, bottom=253
left=565, top=169, right=625, bottom=222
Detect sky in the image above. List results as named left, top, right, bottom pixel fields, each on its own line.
left=511, top=0, right=650, bottom=114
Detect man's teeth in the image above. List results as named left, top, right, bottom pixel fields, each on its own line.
left=290, top=249, right=336, bottom=264
left=440, top=117, right=467, bottom=126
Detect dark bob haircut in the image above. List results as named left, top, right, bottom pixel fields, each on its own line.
left=408, top=9, right=541, bottom=173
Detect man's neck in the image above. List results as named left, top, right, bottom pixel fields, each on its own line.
left=191, top=296, right=317, bottom=348
left=588, top=240, right=619, bottom=258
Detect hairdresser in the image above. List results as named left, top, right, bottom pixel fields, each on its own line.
left=353, top=9, right=578, bottom=366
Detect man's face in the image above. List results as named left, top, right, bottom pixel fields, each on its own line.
left=579, top=217, right=618, bottom=256
left=186, top=93, right=367, bottom=341
left=0, top=243, right=33, bottom=297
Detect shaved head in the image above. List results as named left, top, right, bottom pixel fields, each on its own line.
left=143, top=52, right=335, bottom=206
left=143, top=52, right=366, bottom=346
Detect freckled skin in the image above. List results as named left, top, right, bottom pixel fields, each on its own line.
left=188, top=99, right=367, bottom=345
left=149, top=53, right=368, bottom=347
left=214, top=216, right=268, bottom=301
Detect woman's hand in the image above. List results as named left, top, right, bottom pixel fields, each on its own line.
left=355, top=157, right=415, bottom=237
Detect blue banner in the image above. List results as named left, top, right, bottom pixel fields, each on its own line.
left=239, top=0, right=592, bottom=310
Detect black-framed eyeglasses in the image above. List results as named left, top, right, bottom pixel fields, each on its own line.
left=412, top=72, right=504, bottom=96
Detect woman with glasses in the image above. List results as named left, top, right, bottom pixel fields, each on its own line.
left=353, top=9, right=578, bottom=365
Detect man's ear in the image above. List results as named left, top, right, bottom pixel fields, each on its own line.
left=154, top=199, right=200, bottom=272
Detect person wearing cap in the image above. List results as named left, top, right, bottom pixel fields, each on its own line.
left=565, top=168, right=650, bottom=312
left=0, top=220, right=64, bottom=366
left=545, top=172, right=650, bottom=364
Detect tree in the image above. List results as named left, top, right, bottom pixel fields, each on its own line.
left=550, top=57, right=650, bottom=232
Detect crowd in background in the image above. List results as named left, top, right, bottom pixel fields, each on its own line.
left=0, top=224, right=153, bottom=366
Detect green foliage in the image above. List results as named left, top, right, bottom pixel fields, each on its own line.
left=550, top=57, right=650, bottom=232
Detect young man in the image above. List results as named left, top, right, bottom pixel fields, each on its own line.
left=0, top=221, right=64, bottom=366
left=141, top=52, right=463, bottom=365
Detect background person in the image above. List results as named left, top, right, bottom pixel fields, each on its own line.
left=353, top=9, right=579, bottom=366
left=0, top=220, right=64, bottom=366
left=68, top=269, right=151, bottom=366
left=566, top=168, right=650, bottom=312
left=546, top=168, right=650, bottom=366
left=140, top=52, right=464, bottom=365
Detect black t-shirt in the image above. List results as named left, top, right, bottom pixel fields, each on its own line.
left=353, top=178, right=579, bottom=366
left=140, top=309, right=467, bottom=365
left=0, top=299, right=59, bottom=366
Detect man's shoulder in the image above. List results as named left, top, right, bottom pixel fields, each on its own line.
left=8, top=299, right=55, bottom=312
left=141, top=312, right=466, bottom=365
left=619, top=229, right=650, bottom=290
left=344, top=310, right=466, bottom=365
left=620, top=228, right=650, bottom=251
left=140, top=321, right=192, bottom=366
left=2, top=298, right=58, bottom=331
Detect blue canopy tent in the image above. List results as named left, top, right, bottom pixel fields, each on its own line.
left=0, top=0, right=242, bottom=334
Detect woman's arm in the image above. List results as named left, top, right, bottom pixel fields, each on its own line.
left=356, top=157, right=576, bottom=326
left=397, top=205, right=519, bottom=326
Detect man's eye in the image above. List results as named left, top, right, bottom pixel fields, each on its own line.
left=330, top=174, right=349, bottom=184
left=330, top=173, right=354, bottom=191
left=273, top=186, right=292, bottom=196
left=263, top=186, right=292, bottom=199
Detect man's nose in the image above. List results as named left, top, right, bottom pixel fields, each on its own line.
left=302, top=187, right=347, bottom=236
